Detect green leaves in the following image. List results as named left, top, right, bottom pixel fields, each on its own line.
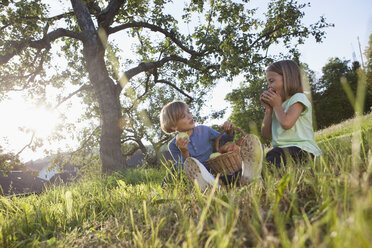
left=225, top=76, right=267, bottom=139
left=312, top=58, right=360, bottom=129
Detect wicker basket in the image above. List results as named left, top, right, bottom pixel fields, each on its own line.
left=206, top=127, right=247, bottom=175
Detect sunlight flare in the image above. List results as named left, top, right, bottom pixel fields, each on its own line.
left=22, top=106, right=59, bottom=138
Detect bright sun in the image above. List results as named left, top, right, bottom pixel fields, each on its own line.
left=0, top=97, right=61, bottom=161
left=22, top=106, right=59, bottom=138
left=0, top=90, right=90, bottom=162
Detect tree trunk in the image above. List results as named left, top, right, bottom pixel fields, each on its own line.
left=71, top=0, right=126, bottom=173
left=83, top=41, right=126, bottom=173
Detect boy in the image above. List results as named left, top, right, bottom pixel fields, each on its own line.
left=160, top=100, right=263, bottom=191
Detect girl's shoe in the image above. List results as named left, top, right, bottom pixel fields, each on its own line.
left=240, top=134, right=263, bottom=184
left=184, top=157, right=219, bottom=191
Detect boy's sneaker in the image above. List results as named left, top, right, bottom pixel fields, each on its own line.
left=184, top=157, right=218, bottom=192
left=240, top=134, right=263, bottom=184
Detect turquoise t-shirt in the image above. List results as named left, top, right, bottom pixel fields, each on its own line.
left=272, top=93, right=322, bottom=156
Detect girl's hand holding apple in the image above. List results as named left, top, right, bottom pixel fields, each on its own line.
left=261, top=89, right=282, bottom=108
left=260, top=90, right=272, bottom=110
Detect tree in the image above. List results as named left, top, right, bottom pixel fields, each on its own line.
left=0, top=0, right=332, bottom=173
left=311, top=58, right=363, bottom=129
left=364, top=34, right=372, bottom=110
left=225, top=76, right=266, bottom=136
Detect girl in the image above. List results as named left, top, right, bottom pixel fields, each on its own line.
left=160, top=100, right=263, bottom=191
left=260, top=60, right=322, bottom=168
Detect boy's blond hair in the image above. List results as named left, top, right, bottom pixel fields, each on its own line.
left=267, top=60, right=303, bottom=98
left=160, top=100, right=188, bottom=134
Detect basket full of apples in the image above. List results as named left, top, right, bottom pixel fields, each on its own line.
left=205, top=127, right=247, bottom=175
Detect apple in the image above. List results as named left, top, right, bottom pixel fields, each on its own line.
left=176, top=132, right=189, bottom=141
left=269, top=88, right=276, bottom=93
left=227, top=144, right=240, bottom=152
left=209, top=152, right=221, bottom=159
left=218, top=142, right=233, bottom=153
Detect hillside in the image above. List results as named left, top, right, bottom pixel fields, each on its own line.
left=0, top=114, right=371, bottom=247
left=315, top=112, right=372, bottom=141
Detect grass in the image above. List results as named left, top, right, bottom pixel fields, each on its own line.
left=315, top=112, right=372, bottom=142
left=1, top=114, right=371, bottom=247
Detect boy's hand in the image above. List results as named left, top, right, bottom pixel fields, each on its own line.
left=221, top=121, right=234, bottom=135
left=176, top=137, right=190, bottom=157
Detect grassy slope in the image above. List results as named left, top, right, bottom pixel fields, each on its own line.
left=1, top=114, right=372, bottom=248
left=315, top=113, right=372, bottom=142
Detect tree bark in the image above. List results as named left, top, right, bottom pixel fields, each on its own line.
left=85, top=48, right=126, bottom=173
left=72, top=0, right=126, bottom=173
left=85, top=37, right=126, bottom=172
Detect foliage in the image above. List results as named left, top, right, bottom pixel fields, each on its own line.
left=311, top=57, right=372, bottom=130
left=1, top=114, right=372, bottom=247
left=364, top=34, right=372, bottom=110
left=311, top=58, right=357, bottom=129
left=0, top=151, right=22, bottom=173
left=0, top=0, right=332, bottom=172
left=225, top=77, right=267, bottom=141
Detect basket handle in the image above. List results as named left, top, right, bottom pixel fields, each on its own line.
left=215, top=126, right=247, bottom=151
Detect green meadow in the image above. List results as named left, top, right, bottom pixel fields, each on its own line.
left=1, top=114, right=371, bottom=248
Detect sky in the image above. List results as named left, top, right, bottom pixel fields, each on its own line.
left=0, top=0, right=371, bottom=162
left=297, top=0, right=372, bottom=73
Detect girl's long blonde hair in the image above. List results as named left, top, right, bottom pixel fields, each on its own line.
left=267, top=60, right=303, bottom=98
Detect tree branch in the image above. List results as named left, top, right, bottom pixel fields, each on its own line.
left=86, top=1, right=101, bottom=16
left=98, top=0, right=125, bottom=28
left=123, top=146, right=140, bottom=157
left=46, top=12, right=76, bottom=22
left=29, top=28, right=83, bottom=49
left=0, top=41, right=26, bottom=65
left=23, top=48, right=50, bottom=84
left=123, top=54, right=188, bottom=82
left=0, top=22, right=11, bottom=32
left=0, top=28, right=83, bottom=65
left=16, top=131, right=35, bottom=157
left=0, top=12, right=74, bottom=33
left=108, top=21, right=203, bottom=56
left=53, top=85, right=92, bottom=110
left=70, top=0, right=96, bottom=33
left=155, top=79, right=193, bottom=102
left=137, top=74, right=151, bottom=99
left=247, top=26, right=286, bottom=51
left=121, top=136, right=137, bottom=143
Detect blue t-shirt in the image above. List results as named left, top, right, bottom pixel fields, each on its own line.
left=272, top=93, right=322, bottom=156
left=168, top=125, right=235, bottom=168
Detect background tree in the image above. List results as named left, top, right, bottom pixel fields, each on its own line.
left=0, top=0, right=332, bottom=173
left=364, top=34, right=372, bottom=110
left=225, top=76, right=266, bottom=137
left=311, top=58, right=362, bottom=129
